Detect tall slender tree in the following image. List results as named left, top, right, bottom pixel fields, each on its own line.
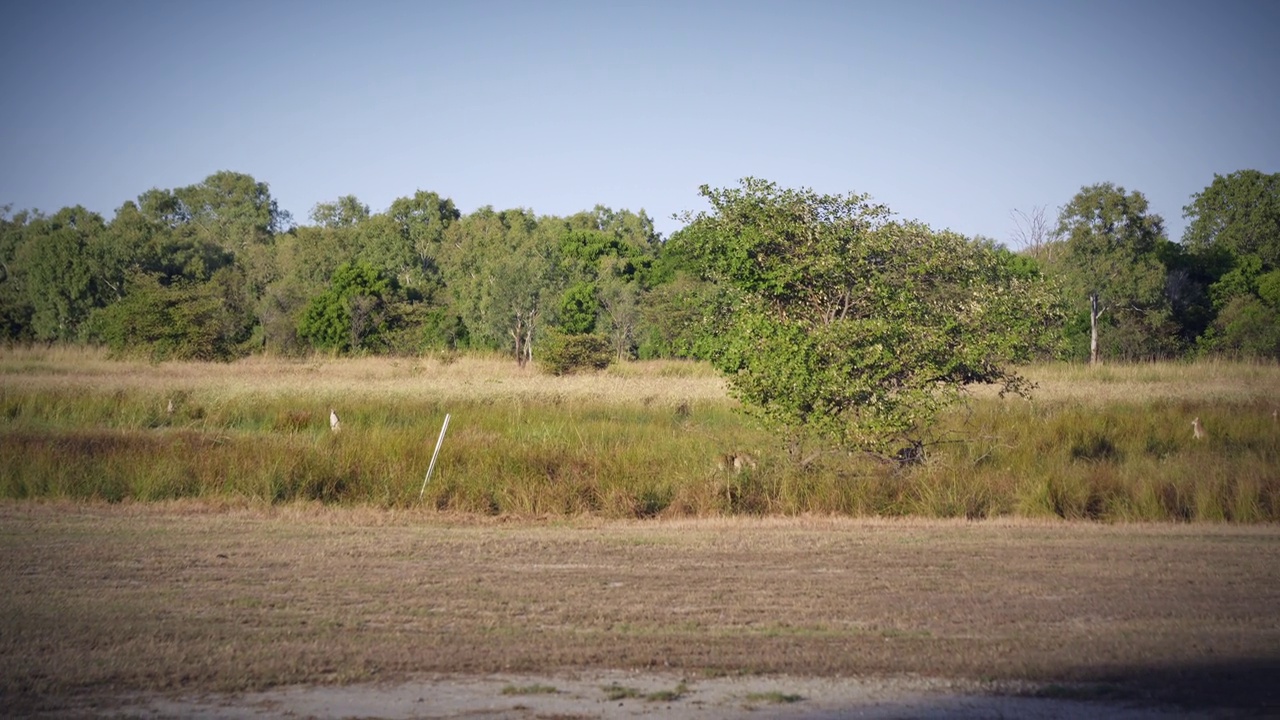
left=1056, top=183, right=1170, bottom=364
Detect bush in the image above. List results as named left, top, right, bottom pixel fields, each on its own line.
left=297, top=262, right=394, bottom=353
left=1200, top=295, right=1280, bottom=359
left=538, top=331, right=612, bottom=375
left=90, top=271, right=250, bottom=362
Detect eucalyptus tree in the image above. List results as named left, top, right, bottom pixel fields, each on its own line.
left=387, top=189, right=461, bottom=291
left=1183, top=169, right=1280, bottom=268
left=1055, top=183, right=1172, bottom=363
left=441, top=207, right=556, bottom=366
left=310, top=194, right=370, bottom=229
left=172, top=171, right=288, bottom=251
left=551, top=206, right=659, bottom=359
left=17, top=206, right=110, bottom=341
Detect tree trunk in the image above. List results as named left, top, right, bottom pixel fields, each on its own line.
left=523, top=314, right=534, bottom=366
left=511, top=315, right=527, bottom=368
left=1089, top=291, right=1100, bottom=365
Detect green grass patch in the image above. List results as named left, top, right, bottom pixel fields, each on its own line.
left=501, top=683, right=558, bottom=695
left=601, top=683, right=644, bottom=701
left=745, top=690, right=805, bottom=704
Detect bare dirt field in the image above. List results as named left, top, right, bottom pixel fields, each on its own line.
left=2, top=501, right=1279, bottom=718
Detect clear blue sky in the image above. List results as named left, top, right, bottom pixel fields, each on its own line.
left=1, top=0, right=1276, bottom=244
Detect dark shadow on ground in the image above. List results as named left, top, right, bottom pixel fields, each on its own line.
left=1021, top=657, right=1280, bottom=716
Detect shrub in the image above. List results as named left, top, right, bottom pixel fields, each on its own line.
left=90, top=270, right=250, bottom=362
left=297, top=262, right=394, bottom=353
left=538, top=331, right=612, bottom=375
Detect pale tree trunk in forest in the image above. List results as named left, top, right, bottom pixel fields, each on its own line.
left=510, top=308, right=537, bottom=367
left=1089, top=291, right=1101, bottom=365
left=523, top=312, right=534, bottom=366
left=510, top=315, right=526, bottom=368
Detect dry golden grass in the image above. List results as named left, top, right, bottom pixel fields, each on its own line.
left=7, top=346, right=1276, bottom=407
left=992, top=360, right=1280, bottom=405
left=0, top=346, right=727, bottom=406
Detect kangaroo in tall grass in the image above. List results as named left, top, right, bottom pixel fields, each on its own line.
left=1192, top=417, right=1206, bottom=440
left=716, top=452, right=758, bottom=473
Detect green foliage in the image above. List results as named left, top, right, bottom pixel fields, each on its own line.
left=0, top=207, right=35, bottom=342
left=1054, top=183, right=1175, bottom=362
left=597, top=274, right=641, bottom=361
left=385, top=190, right=459, bottom=297
left=636, top=275, right=730, bottom=360
left=1198, top=295, right=1280, bottom=358
left=91, top=271, right=252, bottom=362
left=678, top=178, right=1062, bottom=454
left=440, top=207, right=554, bottom=365
left=18, top=207, right=110, bottom=341
left=414, top=306, right=470, bottom=351
left=1177, top=171, right=1280, bottom=359
left=255, top=279, right=311, bottom=356
left=558, top=282, right=599, bottom=334
left=538, top=330, right=612, bottom=375
left=1257, top=270, right=1280, bottom=309
left=297, top=262, right=394, bottom=353
left=170, top=171, right=288, bottom=249
left=1183, top=169, right=1280, bottom=268
left=310, top=194, right=370, bottom=228
left=1159, top=240, right=1220, bottom=348
left=12, top=167, right=1280, bottom=363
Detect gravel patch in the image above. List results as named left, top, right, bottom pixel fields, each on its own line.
left=110, top=672, right=1204, bottom=719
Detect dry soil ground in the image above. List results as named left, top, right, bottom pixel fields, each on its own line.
left=2, top=502, right=1279, bottom=718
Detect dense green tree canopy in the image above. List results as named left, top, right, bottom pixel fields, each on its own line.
left=297, top=261, right=395, bottom=353
left=4, top=167, right=1279, bottom=363
left=677, top=178, right=1062, bottom=455
left=1183, top=170, right=1280, bottom=268
left=1054, top=183, right=1174, bottom=363
left=19, top=206, right=109, bottom=341
left=440, top=207, right=555, bottom=365
left=92, top=268, right=252, bottom=362
left=171, top=171, right=288, bottom=250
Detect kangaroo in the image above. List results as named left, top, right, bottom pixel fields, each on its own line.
left=716, top=453, right=758, bottom=474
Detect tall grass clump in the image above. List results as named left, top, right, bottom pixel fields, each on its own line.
left=922, top=396, right=1280, bottom=521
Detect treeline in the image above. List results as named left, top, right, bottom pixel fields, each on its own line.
left=1034, top=170, right=1280, bottom=362
left=0, top=169, right=1276, bottom=365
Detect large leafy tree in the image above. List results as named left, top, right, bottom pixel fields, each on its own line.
left=677, top=178, right=1061, bottom=456
left=297, top=261, right=395, bottom=353
left=1181, top=171, right=1280, bottom=358
left=17, top=206, right=110, bottom=341
left=441, top=207, right=556, bottom=366
left=0, top=206, right=36, bottom=341
left=548, top=206, right=660, bottom=359
left=1183, top=170, right=1280, bottom=268
left=1055, top=183, right=1172, bottom=363
left=387, top=190, right=461, bottom=289
left=309, top=195, right=370, bottom=229
left=172, top=171, right=288, bottom=251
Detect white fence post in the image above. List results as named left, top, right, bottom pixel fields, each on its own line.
left=420, top=413, right=451, bottom=501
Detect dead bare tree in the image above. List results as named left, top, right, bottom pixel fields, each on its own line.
left=1010, top=206, right=1056, bottom=262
